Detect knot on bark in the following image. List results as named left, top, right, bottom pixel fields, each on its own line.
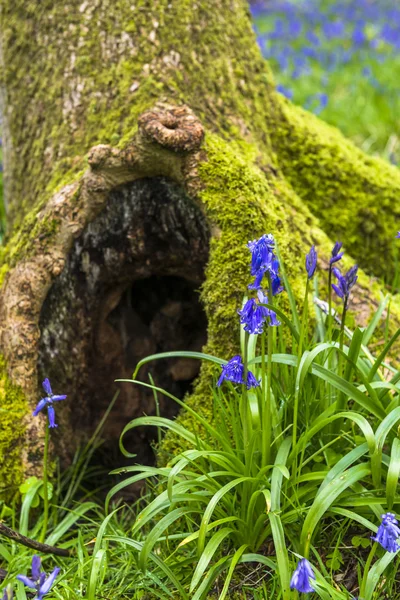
left=138, top=105, right=204, bottom=152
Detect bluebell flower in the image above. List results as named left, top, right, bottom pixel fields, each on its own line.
left=246, top=370, right=261, bottom=389
left=33, top=378, right=67, bottom=428
left=306, top=245, right=317, bottom=279
left=217, top=355, right=244, bottom=387
left=371, top=512, right=400, bottom=552
left=238, top=298, right=269, bottom=335
left=332, top=265, right=358, bottom=305
left=396, top=232, right=400, bottom=239
left=271, top=274, right=284, bottom=296
left=247, top=234, right=275, bottom=277
left=290, top=558, right=315, bottom=593
left=217, top=355, right=259, bottom=389
left=17, top=556, right=60, bottom=600
left=330, top=241, right=344, bottom=265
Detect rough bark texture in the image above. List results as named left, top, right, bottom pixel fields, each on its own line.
left=1, top=0, right=400, bottom=498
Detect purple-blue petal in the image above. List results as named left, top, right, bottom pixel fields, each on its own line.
left=31, top=555, right=41, bottom=581
left=42, top=378, right=53, bottom=396
left=37, top=567, right=60, bottom=597
left=51, top=395, right=67, bottom=402
left=33, top=399, right=48, bottom=417
left=16, top=575, right=37, bottom=590
left=47, top=406, right=58, bottom=428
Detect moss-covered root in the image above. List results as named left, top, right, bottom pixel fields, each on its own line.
left=0, top=356, right=28, bottom=499
left=270, top=94, right=400, bottom=281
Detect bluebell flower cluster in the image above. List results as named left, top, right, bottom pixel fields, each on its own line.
left=239, top=234, right=283, bottom=334
left=17, top=556, right=60, bottom=600
left=217, top=355, right=260, bottom=389
left=290, top=558, right=315, bottom=593
left=33, top=378, right=67, bottom=428
left=371, top=512, right=400, bottom=552
left=332, top=264, right=358, bottom=307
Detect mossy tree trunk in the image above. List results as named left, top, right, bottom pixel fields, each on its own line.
left=1, top=0, right=400, bottom=498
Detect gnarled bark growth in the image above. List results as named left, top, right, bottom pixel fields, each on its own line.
left=0, top=0, right=400, bottom=498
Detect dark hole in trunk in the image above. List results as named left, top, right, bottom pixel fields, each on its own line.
left=38, top=176, right=210, bottom=495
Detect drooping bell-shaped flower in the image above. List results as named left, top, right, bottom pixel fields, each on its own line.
left=330, top=241, right=344, bottom=265
left=332, top=264, right=358, bottom=305
left=217, top=355, right=259, bottom=389
left=305, top=245, right=317, bottom=279
left=247, top=234, right=275, bottom=276
left=371, top=512, right=400, bottom=552
left=238, top=298, right=269, bottom=335
left=290, top=558, right=315, bottom=593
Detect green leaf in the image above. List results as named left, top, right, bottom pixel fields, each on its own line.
left=197, top=477, right=254, bottom=555
left=269, top=513, right=291, bottom=600
left=106, top=535, right=189, bottom=600
left=386, top=437, right=400, bottom=509
left=190, top=528, right=234, bottom=592
left=132, top=351, right=224, bottom=379
left=300, top=463, right=371, bottom=555
left=139, top=507, right=196, bottom=572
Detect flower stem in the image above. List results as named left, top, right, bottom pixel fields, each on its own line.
left=359, top=541, right=377, bottom=598
left=328, top=266, right=333, bottom=341
left=293, top=278, right=309, bottom=451
left=40, top=415, right=50, bottom=544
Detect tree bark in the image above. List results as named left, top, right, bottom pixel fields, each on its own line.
left=1, top=0, right=400, bottom=498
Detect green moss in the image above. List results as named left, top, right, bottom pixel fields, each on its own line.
left=1, top=0, right=275, bottom=232
left=269, top=95, right=400, bottom=281
left=0, top=356, right=28, bottom=500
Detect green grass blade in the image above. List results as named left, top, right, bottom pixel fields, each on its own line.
left=269, top=512, right=291, bottom=600
left=271, top=437, right=292, bottom=511
left=218, top=544, right=248, bottom=600
left=106, top=535, right=189, bottom=600
left=300, top=463, right=371, bottom=555
left=132, top=351, right=224, bottom=379
left=86, top=548, right=107, bottom=600
left=386, top=438, right=400, bottom=509
left=198, top=477, right=254, bottom=555
left=190, top=528, right=234, bottom=592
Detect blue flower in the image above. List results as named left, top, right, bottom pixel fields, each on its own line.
left=271, top=274, right=284, bottom=296
left=396, top=232, right=400, bottom=239
left=239, top=298, right=269, bottom=335
left=217, top=355, right=259, bottom=389
left=371, top=512, right=400, bottom=553
left=246, top=370, right=261, bottom=389
left=217, top=355, right=244, bottom=387
left=17, top=555, right=60, bottom=600
left=290, top=558, right=315, bottom=593
left=305, top=245, right=317, bottom=279
left=330, top=241, right=344, bottom=265
left=332, top=265, right=358, bottom=305
left=33, top=379, right=67, bottom=428
left=247, top=234, right=276, bottom=276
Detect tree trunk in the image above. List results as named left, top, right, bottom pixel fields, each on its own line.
left=1, top=0, right=400, bottom=498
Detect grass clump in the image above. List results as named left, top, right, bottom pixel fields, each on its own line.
left=2, top=233, right=400, bottom=599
